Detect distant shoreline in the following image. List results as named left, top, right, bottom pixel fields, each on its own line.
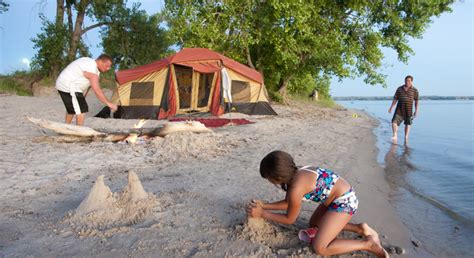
left=334, top=96, right=474, bottom=101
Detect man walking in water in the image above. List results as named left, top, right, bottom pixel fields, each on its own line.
left=388, top=75, right=419, bottom=142
left=56, top=54, right=118, bottom=126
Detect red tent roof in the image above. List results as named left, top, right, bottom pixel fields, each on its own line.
left=115, top=48, right=263, bottom=85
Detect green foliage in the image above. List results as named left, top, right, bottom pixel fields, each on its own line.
left=30, top=18, right=68, bottom=78
left=38, top=76, right=55, bottom=86
left=99, top=69, right=117, bottom=89
left=287, top=73, right=331, bottom=100
left=0, top=77, right=32, bottom=96
left=0, top=0, right=8, bottom=14
left=288, top=94, right=340, bottom=109
left=101, top=4, right=171, bottom=69
left=314, top=97, right=339, bottom=109
left=30, top=1, right=171, bottom=78
left=164, top=0, right=454, bottom=99
left=268, top=91, right=284, bottom=104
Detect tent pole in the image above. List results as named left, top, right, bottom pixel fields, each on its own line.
left=227, top=102, right=234, bottom=126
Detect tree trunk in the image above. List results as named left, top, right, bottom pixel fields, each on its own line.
left=245, top=46, right=255, bottom=69
left=50, top=0, right=65, bottom=79
left=278, top=76, right=292, bottom=98
left=67, top=0, right=89, bottom=62
left=55, top=0, right=64, bottom=27
left=66, top=1, right=73, bottom=34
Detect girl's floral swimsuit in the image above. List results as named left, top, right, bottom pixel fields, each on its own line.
left=301, top=166, right=358, bottom=215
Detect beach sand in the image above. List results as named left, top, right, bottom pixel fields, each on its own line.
left=0, top=93, right=427, bottom=257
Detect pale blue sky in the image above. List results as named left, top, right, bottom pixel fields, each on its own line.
left=0, top=0, right=472, bottom=96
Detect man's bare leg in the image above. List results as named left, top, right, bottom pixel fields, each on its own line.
left=391, top=123, right=398, bottom=142
left=65, top=113, right=74, bottom=124
left=76, top=113, right=85, bottom=126
left=404, top=125, right=411, bottom=141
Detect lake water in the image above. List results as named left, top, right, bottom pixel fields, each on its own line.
left=337, top=100, right=474, bottom=257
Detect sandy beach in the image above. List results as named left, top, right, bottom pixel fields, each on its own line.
left=0, top=93, right=427, bottom=257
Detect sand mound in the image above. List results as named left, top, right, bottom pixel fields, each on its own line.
left=233, top=218, right=303, bottom=250
left=158, top=121, right=212, bottom=137
left=151, top=132, right=239, bottom=162
left=65, top=171, right=160, bottom=237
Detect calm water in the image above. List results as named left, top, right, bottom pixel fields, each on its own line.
left=338, top=100, right=474, bottom=257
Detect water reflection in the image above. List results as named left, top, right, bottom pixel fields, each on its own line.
left=384, top=141, right=417, bottom=187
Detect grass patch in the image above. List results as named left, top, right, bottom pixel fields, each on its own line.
left=0, top=77, right=32, bottom=96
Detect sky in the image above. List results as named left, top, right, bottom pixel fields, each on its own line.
left=0, top=0, right=472, bottom=97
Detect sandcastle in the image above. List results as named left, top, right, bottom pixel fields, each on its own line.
left=66, top=171, right=159, bottom=236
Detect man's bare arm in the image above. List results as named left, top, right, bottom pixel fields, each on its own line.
left=414, top=99, right=419, bottom=117
left=83, top=71, right=117, bottom=111
left=388, top=99, right=397, bottom=113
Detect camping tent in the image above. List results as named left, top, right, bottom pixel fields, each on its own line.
left=100, top=48, right=277, bottom=119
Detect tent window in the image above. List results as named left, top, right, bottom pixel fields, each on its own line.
left=129, top=81, right=154, bottom=105
left=130, top=82, right=154, bottom=99
left=197, top=73, right=214, bottom=108
left=231, top=80, right=251, bottom=102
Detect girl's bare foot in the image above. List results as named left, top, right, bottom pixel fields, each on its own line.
left=366, top=235, right=389, bottom=258
left=360, top=223, right=380, bottom=243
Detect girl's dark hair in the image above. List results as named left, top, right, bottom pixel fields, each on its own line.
left=260, top=150, right=298, bottom=191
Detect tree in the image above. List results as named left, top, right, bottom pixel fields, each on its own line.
left=0, top=0, right=8, bottom=14
left=288, top=73, right=331, bottom=100
left=31, top=17, right=69, bottom=78
left=164, top=0, right=454, bottom=100
left=65, top=0, right=127, bottom=62
left=31, top=0, right=129, bottom=78
left=101, top=4, right=171, bottom=69
left=32, top=0, right=172, bottom=78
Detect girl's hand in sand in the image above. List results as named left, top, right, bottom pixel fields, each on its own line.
left=252, top=199, right=264, bottom=208
left=246, top=201, right=263, bottom=218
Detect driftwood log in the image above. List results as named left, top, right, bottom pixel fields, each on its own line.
left=27, top=117, right=106, bottom=137
left=27, top=117, right=212, bottom=143
left=28, top=117, right=132, bottom=143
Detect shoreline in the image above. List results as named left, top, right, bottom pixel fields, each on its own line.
left=358, top=102, right=474, bottom=258
left=1, top=94, right=421, bottom=257
left=330, top=110, right=428, bottom=258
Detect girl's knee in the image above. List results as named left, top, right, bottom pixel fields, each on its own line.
left=312, top=242, right=329, bottom=256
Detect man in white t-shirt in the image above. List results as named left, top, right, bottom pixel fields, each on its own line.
left=56, top=54, right=118, bottom=125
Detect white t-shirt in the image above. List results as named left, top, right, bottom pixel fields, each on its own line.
left=56, top=57, right=100, bottom=93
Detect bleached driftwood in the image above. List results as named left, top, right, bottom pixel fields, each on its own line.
left=28, top=117, right=213, bottom=143
left=27, top=117, right=131, bottom=143
left=27, top=117, right=106, bottom=137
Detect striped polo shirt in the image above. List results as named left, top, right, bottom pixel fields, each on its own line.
left=394, top=85, right=419, bottom=117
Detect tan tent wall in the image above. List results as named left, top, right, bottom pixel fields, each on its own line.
left=117, top=68, right=168, bottom=106
left=226, top=68, right=263, bottom=103
left=256, top=84, right=269, bottom=101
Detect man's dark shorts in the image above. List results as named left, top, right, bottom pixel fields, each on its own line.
left=58, top=90, right=88, bottom=115
left=392, top=114, right=413, bottom=126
